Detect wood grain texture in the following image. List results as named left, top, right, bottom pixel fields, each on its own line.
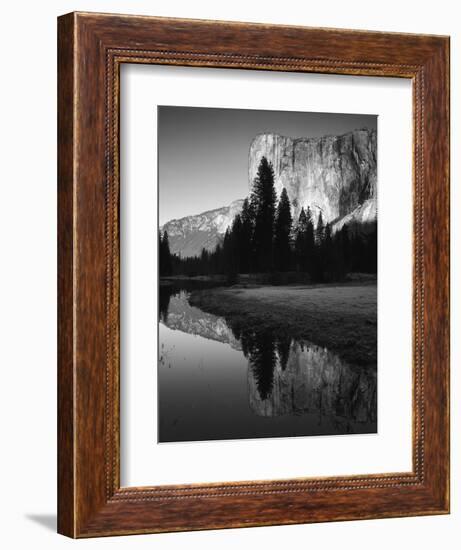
left=57, top=13, right=75, bottom=538
left=57, top=12, right=450, bottom=538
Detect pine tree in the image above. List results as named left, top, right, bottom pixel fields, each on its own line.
left=310, top=212, right=325, bottom=282
left=305, top=206, right=315, bottom=251
left=294, top=206, right=315, bottom=274
left=294, top=207, right=307, bottom=271
left=274, top=188, right=293, bottom=271
left=248, top=332, right=277, bottom=400
left=304, top=206, right=315, bottom=275
left=222, top=227, right=237, bottom=282
left=332, top=225, right=348, bottom=280
left=323, top=223, right=333, bottom=280
left=231, top=213, right=243, bottom=274
left=200, top=247, right=209, bottom=275
left=316, top=211, right=325, bottom=245
left=339, top=225, right=350, bottom=274
left=251, top=157, right=277, bottom=272
left=213, top=243, right=223, bottom=274
left=222, top=227, right=231, bottom=270
left=240, top=198, right=255, bottom=273
left=159, top=230, right=172, bottom=276
left=367, top=221, right=378, bottom=273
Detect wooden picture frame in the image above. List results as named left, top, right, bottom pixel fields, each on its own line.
left=57, top=12, right=450, bottom=538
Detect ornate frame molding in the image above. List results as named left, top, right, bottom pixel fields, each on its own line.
left=58, top=12, right=449, bottom=537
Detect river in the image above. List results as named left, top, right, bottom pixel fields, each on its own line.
left=158, top=281, right=377, bottom=443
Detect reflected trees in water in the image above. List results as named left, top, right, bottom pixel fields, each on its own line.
left=158, top=282, right=377, bottom=431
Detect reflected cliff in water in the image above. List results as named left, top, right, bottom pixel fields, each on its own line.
left=158, top=283, right=377, bottom=442
left=247, top=339, right=376, bottom=423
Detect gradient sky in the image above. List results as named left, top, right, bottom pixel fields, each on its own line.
left=158, top=106, right=377, bottom=225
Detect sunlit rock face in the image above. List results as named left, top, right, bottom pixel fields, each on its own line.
left=248, top=340, right=377, bottom=423
left=161, top=128, right=377, bottom=257
left=248, top=129, right=377, bottom=226
left=331, top=198, right=377, bottom=233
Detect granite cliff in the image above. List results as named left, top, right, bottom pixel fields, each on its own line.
left=249, top=128, right=377, bottom=227
left=161, top=128, right=377, bottom=257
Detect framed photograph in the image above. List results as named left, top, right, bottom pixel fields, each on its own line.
left=156, top=105, right=378, bottom=444
left=58, top=12, right=450, bottom=537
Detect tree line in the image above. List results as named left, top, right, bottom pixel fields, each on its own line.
left=159, top=229, right=172, bottom=276
left=160, top=156, right=377, bottom=282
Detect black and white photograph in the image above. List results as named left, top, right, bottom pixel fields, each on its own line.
left=158, top=106, right=378, bottom=443
left=1, top=1, right=454, bottom=545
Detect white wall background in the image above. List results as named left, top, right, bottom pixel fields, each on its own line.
left=0, top=1, right=457, bottom=548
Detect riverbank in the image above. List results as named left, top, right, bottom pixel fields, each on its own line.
left=161, top=272, right=376, bottom=286
left=189, top=283, right=377, bottom=368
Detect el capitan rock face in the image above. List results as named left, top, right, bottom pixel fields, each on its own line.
left=248, top=128, right=377, bottom=225
left=161, top=128, right=377, bottom=257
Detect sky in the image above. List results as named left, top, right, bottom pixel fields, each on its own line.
left=158, top=106, right=377, bottom=225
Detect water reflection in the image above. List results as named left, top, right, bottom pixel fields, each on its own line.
left=159, top=283, right=172, bottom=323
left=158, top=282, right=377, bottom=441
left=248, top=339, right=376, bottom=423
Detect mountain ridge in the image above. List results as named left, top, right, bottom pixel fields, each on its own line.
left=161, top=199, right=244, bottom=258
left=161, top=128, right=377, bottom=257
